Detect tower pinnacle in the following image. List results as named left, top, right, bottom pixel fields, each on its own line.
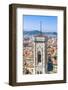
left=40, top=21, right=42, bottom=35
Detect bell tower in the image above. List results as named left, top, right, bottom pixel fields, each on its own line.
left=33, top=22, right=48, bottom=74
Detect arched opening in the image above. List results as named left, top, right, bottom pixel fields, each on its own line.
left=37, top=51, right=41, bottom=63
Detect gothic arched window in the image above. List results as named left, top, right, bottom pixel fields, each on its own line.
left=37, top=51, right=41, bottom=63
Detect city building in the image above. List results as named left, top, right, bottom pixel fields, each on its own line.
left=23, top=22, right=57, bottom=74
left=33, top=34, right=48, bottom=74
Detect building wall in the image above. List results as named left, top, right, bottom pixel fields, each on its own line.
left=34, top=37, right=47, bottom=74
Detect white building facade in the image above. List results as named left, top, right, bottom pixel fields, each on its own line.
left=33, top=35, right=48, bottom=74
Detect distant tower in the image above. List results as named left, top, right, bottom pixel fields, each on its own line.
left=33, top=22, right=48, bottom=74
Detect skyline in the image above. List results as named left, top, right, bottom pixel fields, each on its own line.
left=23, top=15, right=57, bottom=32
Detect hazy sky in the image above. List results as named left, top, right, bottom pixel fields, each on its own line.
left=23, top=15, right=57, bottom=32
